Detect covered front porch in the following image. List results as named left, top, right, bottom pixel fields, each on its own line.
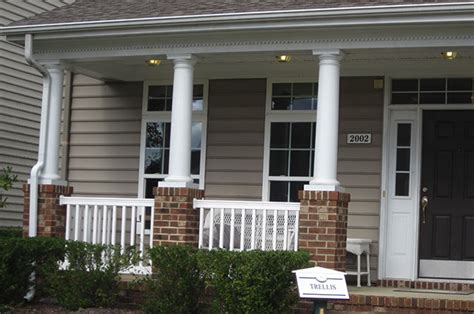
left=5, top=7, right=473, bottom=286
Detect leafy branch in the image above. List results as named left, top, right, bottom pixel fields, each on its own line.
left=0, top=166, right=18, bottom=208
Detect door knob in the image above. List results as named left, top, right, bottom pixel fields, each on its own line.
left=421, top=196, right=428, bottom=224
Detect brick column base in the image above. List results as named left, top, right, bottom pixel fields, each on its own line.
left=298, top=190, right=350, bottom=271
left=153, top=187, right=204, bottom=247
left=23, top=184, right=73, bottom=238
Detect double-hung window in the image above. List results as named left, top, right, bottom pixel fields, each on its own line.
left=139, top=81, right=208, bottom=200
left=263, top=80, right=318, bottom=202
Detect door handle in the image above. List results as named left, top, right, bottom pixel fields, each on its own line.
left=421, top=196, right=428, bottom=224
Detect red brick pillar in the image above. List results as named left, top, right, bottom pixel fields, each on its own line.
left=298, top=190, right=350, bottom=271
left=23, top=184, right=73, bottom=238
left=153, top=187, right=204, bottom=247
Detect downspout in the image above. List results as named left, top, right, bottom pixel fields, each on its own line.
left=24, top=33, right=51, bottom=238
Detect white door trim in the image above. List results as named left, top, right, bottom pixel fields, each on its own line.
left=379, top=77, right=474, bottom=280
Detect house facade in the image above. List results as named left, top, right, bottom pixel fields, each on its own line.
left=0, top=0, right=75, bottom=228
left=2, top=0, right=473, bottom=283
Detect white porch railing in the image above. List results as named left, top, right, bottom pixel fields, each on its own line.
left=194, top=199, right=300, bottom=251
left=59, top=196, right=154, bottom=272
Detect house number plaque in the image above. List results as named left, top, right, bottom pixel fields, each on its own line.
left=347, top=133, right=372, bottom=144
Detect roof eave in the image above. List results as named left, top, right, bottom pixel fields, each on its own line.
left=2, top=2, right=473, bottom=41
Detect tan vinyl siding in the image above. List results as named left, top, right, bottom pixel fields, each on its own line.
left=0, top=39, right=42, bottom=227
left=204, top=77, right=383, bottom=279
left=205, top=79, right=266, bottom=200
left=67, top=74, right=142, bottom=197
left=339, top=77, right=384, bottom=280
left=0, top=1, right=74, bottom=227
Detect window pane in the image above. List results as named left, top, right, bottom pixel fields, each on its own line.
left=396, top=148, right=410, bottom=171
left=164, top=123, right=171, bottom=148
left=163, top=149, right=169, bottom=174
left=291, top=123, right=311, bottom=148
left=192, top=99, right=203, bottom=111
left=191, top=150, right=200, bottom=175
left=166, top=85, right=173, bottom=97
left=145, top=148, right=163, bottom=174
left=273, top=83, right=291, bottom=96
left=145, top=179, right=161, bottom=198
left=272, top=97, right=291, bottom=110
left=397, top=123, right=411, bottom=146
left=395, top=173, right=410, bottom=196
left=271, top=123, right=290, bottom=148
left=269, top=150, right=289, bottom=176
left=146, top=122, right=164, bottom=148
left=290, top=181, right=306, bottom=202
left=293, top=83, right=312, bottom=96
left=290, top=151, right=310, bottom=176
left=270, top=181, right=288, bottom=202
left=391, top=93, right=418, bottom=104
left=193, top=84, right=203, bottom=97
left=447, top=92, right=473, bottom=104
left=148, top=99, right=166, bottom=111
left=149, top=86, right=166, bottom=97
left=447, top=78, right=472, bottom=91
left=292, top=97, right=312, bottom=110
left=313, top=83, right=319, bottom=95
left=192, top=123, right=202, bottom=149
left=420, top=79, right=445, bottom=91
left=392, top=79, right=418, bottom=91
left=420, top=93, right=445, bottom=104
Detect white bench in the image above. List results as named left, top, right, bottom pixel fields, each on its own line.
left=346, top=238, right=372, bottom=287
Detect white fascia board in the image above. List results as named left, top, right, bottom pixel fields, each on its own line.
left=1, top=3, right=473, bottom=40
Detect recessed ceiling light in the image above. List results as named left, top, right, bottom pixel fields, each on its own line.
left=146, top=59, right=161, bottom=66
left=441, top=51, right=457, bottom=60
left=276, top=55, right=291, bottom=63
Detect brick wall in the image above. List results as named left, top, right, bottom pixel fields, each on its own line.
left=153, top=187, right=204, bottom=247
left=23, top=184, right=73, bottom=237
left=298, top=190, right=350, bottom=271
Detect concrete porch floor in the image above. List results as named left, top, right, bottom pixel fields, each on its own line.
left=349, top=286, right=474, bottom=301
left=328, top=285, right=474, bottom=313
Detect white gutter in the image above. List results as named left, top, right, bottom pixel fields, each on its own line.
left=24, top=33, right=51, bottom=238
left=1, top=2, right=473, bottom=35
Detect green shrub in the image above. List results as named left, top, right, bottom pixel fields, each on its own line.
left=43, top=241, right=139, bottom=311
left=0, top=237, right=65, bottom=307
left=200, top=250, right=310, bottom=314
left=0, top=166, right=18, bottom=209
left=0, top=227, right=22, bottom=238
left=143, top=245, right=205, bottom=314
left=142, top=247, right=310, bottom=314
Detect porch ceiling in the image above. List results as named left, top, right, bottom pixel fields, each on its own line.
left=69, top=47, right=474, bottom=81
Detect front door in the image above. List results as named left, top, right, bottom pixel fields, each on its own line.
left=419, top=110, right=474, bottom=279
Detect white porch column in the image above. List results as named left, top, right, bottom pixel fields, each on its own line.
left=160, top=54, right=197, bottom=188
left=306, top=50, right=344, bottom=191
left=40, top=63, right=64, bottom=184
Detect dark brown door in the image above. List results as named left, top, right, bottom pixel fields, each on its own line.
left=419, top=111, right=474, bottom=269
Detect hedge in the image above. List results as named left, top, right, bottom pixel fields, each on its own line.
left=144, top=246, right=310, bottom=314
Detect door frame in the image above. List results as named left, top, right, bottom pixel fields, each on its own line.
left=379, top=76, right=474, bottom=281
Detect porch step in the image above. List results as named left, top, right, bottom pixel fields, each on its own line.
left=328, top=286, right=474, bottom=313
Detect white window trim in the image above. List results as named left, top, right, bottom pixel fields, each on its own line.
left=262, top=78, right=317, bottom=201
left=138, top=80, right=208, bottom=198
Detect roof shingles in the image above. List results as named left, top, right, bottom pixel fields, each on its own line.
left=10, top=0, right=473, bottom=26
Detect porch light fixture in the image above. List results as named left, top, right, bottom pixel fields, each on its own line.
left=276, top=55, right=291, bottom=63
left=146, top=58, right=161, bottom=66
left=441, top=51, right=457, bottom=60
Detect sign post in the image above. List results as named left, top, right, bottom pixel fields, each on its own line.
left=293, top=267, right=349, bottom=314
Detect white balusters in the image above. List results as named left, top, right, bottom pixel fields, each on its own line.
left=194, top=199, right=299, bottom=252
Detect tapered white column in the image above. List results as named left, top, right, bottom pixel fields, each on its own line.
left=306, top=50, right=344, bottom=192
left=40, top=63, right=64, bottom=184
left=160, top=54, right=197, bottom=188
